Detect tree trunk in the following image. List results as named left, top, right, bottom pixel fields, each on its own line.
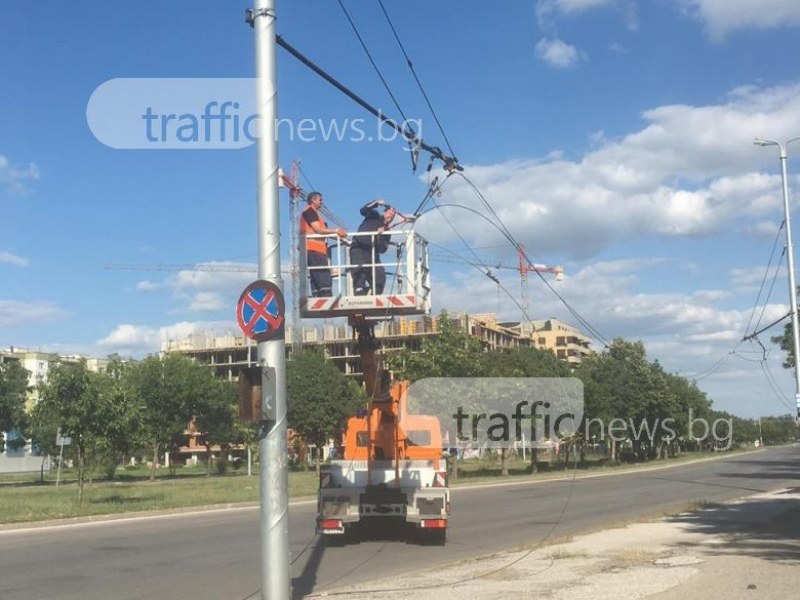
left=77, top=445, right=85, bottom=507
left=449, top=450, right=458, bottom=480
left=150, top=441, right=159, bottom=481
left=500, top=447, right=509, bottom=477
left=206, top=444, right=213, bottom=477
left=530, top=447, right=539, bottom=473
left=315, top=446, right=321, bottom=476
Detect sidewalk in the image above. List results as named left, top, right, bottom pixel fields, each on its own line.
left=328, top=487, right=800, bottom=599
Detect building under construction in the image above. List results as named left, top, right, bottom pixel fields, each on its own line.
left=162, top=314, right=593, bottom=381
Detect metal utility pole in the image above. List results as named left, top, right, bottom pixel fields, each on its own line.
left=755, top=137, right=800, bottom=420
left=250, top=0, right=290, bottom=597
left=287, top=162, right=303, bottom=353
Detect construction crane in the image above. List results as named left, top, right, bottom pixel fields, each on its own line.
left=280, top=161, right=303, bottom=351
left=102, top=262, right=265, bottom=273
left=517, top=244, right=563, bottom=315
left=428, top=245, right=563, bottom=315
left=104, top=162, right=349, bottom=352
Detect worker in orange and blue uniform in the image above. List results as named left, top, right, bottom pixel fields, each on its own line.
left=300, top=191, right=347, bottom=297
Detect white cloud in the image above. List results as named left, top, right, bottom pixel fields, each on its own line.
left=188, top=291, right=226, bottom=312
left=608, top=42, right=628, bottom=55
left=0, top=155, right=40, bottom=196
left=97, top=320, right=234, bottom=355
left=537, top=0, right=618, bottom=25
left=135, top=280, right=162, bottom=292
left=747, top=220, right=781, bottom=238
left=431, top=258, right=794, bottom=416
left=678, top=0, right=800, bottom=39
left=0, top=251, right=29, bottom=267
left=730, top=266, right=780, bottom=294
left=0, top=300, right=67, bottom=327
left=536, top=0, right=637, bottom=33
left=159, top=261, right=256, bottom=313
left=417, top=83, right=800, bottom=259
left=534, top=38, right=583, bottom=69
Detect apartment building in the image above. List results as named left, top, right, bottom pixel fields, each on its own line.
left=0, top=348, right=109, bottom=473
left=525, top=318, right=593, bottom=366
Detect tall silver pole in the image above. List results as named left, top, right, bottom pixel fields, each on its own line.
left=252, top=1, right=290, bottom=598
left=290, top=193, right=303, bottom=352
left=756, top=137, right=800, bottom=419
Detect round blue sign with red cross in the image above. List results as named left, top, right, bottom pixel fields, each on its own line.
left=236, top=280, right=285, bottom=342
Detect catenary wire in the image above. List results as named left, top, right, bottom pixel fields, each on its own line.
left=752, top=246, right=786, bottom=336
left=453, top=172, right=611, bottom=346
left=744, top=220, right=785, bottom=337
left=336, top=0, right=415, bottom=135
left=376, top=0, right=457, bottom=159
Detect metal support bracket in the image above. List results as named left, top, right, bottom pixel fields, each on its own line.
left=245, top=7, right=276, bottom=27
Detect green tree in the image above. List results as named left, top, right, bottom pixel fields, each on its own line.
left=0, top=360, right=30, bottom=451
left=287, top=349, right=363, bottom=473
left=193, top=377, right=238, bottom=476
left=31, top=361, right=117, bottom=504
left=772, top=321, right=796, bottom=370
left=389, top=312, right=485, bottom=381
left=577, top=339, right=670, bottom=462
left=481, top=346, right=572, bottom=474
left=126, top=354, right=204, bottom=480
left=760, top=414, right=798, bottom=444
left=482, top=346, right=571, bottom=378
left=388, top=313, right=486, bottom=478
left=97, top=356, right=142, bottom=478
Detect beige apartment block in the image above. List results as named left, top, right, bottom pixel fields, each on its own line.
left=528, top=318, right=593, bottom=366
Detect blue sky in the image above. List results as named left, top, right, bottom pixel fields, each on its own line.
left=4, top=0, right=800, bottom=418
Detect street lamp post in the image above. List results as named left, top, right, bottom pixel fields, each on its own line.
left=755, top=137, right=800, bottom=420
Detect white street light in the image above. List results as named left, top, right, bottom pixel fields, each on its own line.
left=755, top=137, right=800, bottom=420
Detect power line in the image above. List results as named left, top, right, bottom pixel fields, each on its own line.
left=742, top=311, right=791, bottom=342
left=420, top=174, right=610, bottom=347
left=376, top=0, right=457, bottom=159
left=752, top=247, right=786, bottom=336
left=744, top=220, right=785, bottom=337
left=683, top=353, right=732, bottom=381
left=276, top=35, right=460, bottom=171
left=761, top=360, right=796, bottom=412
left=335, top=0, right=414, bottom=132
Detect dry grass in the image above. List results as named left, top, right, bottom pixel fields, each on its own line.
left=603, top=549, right=661, bottom=569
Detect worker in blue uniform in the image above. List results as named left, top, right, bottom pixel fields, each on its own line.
left=350, top=199, right=397, bottom=295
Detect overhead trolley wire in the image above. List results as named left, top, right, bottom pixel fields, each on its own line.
left=274, top=18, right=608, bottom=596
left=278, top=16, right=612, bottom=350
left=285, top=161, right=349, bottom=230
left=761, top=360, right=796, bottom=412
left=377, top=0, right=458, bottom=160
left=744, top=221, right=787, bottom=337
left=455, top=173, right=610, bottom=346
left=276, top=35, right=461, bottom=172
left=753, top=246, right=786, bottom=335
left=335, top=0, right=415, bottom=133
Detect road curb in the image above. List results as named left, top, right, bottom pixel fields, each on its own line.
left=0, top=447, right=771, bottom=533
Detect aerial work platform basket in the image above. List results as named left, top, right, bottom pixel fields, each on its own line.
left=299, top=229, right=431, bottom=319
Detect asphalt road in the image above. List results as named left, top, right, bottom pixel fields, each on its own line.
left=0, top=445, right=797, bottom=600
